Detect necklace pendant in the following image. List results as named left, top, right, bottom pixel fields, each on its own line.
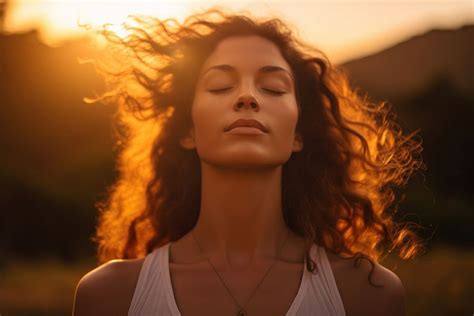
left=237, top=308, right=247, bottom=316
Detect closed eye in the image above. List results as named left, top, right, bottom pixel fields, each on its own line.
left=208, top=87, right=232, bottom=94
left=262, top=88, right=286, bottom=95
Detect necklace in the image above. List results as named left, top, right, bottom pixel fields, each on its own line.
left=191, top=229, right=290, bottom=316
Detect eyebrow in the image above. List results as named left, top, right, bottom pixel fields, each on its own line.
left=200, top=64, right=294, bottom=81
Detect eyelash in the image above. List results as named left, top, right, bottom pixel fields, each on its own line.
left=208, top=87, right=286, bottom=96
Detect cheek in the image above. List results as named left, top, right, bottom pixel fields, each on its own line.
left=191, top=100, right=223, bottom=147
left=273, top=100, right=299, bottom=135
left=272, top=103, right=299, bottom=155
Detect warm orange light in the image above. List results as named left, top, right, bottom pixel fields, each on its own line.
left=6, top=0, right=190, bottom=46
left=4, top=0, right=473, bottom=62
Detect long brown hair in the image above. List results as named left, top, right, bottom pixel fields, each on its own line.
left=84, top=7, right=426, bottom=286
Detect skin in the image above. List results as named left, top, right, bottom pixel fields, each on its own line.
left=73, top=35, right=406, bottom=316
left=178, top=34, right=303, bottom=270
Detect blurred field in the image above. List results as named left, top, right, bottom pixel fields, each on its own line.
left=0, top=257, right=96, bottom=316
left=0, top=245, right=472, bottom=316
left=381, top=244, right=474, bottom=316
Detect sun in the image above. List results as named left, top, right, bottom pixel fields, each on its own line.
left=6, top=0, right=191, bottom=47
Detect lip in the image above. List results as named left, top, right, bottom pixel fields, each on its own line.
left=225, top=118, right=269, bottom=133
left=226, top=126, right=266, bottom=135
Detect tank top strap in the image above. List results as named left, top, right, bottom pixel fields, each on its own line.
left=297, top=243, right=346, bottom=316
left=128, top=244, right=178, bottom=315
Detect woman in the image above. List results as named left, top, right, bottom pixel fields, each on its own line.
left=73, top=7, right=425, bottom=316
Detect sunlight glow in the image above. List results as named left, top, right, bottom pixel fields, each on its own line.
left=3, top=0, right=473, bottom=62
left=5, top=0, right=190, bottom=46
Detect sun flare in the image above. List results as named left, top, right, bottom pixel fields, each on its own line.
left=6, top=0, right=191, bottom=46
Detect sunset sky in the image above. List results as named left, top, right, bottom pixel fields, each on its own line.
left=2, top=0, right=473, bottom=63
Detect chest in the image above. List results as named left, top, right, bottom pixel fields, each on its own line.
left=169, top=262, right=305, bottom=316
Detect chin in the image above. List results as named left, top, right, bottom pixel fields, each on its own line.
left=202, top=155, right=288, bottom=170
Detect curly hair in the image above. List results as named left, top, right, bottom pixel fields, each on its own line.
left=82, top=7, right=426, bottom=287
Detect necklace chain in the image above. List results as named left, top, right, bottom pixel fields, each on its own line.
left=191, top=229, right=290, bottom=316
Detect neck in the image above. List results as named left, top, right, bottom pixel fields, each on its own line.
left=191, top=161, right=290, bottom=271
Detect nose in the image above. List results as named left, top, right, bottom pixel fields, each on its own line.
left=234, top=94, right=260, bottom=112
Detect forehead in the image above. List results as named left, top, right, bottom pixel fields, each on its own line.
left=199, top=35, right=292, bottom=77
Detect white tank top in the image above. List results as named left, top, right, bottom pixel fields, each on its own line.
left=128, top=242, right=346, bottom=315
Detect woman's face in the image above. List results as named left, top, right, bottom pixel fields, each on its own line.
left=180, top=35, right=303, bottom=169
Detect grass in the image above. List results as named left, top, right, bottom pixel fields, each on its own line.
left=0, top=245, right=472, bottom=315
left=0, top=257, right=96, bottom=316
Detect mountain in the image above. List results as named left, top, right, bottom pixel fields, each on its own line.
left=339, top=24, right=474, bottom=247
left=0, top=30, right=113, bottom=203
left=339, top=24, right=474, bottom=103
left=0, top=30, right=115, bottom=259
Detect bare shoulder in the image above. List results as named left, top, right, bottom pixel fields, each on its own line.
left=72, top=257, right=145, bottom=316
left=326, top=250, right=406, bottom=316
